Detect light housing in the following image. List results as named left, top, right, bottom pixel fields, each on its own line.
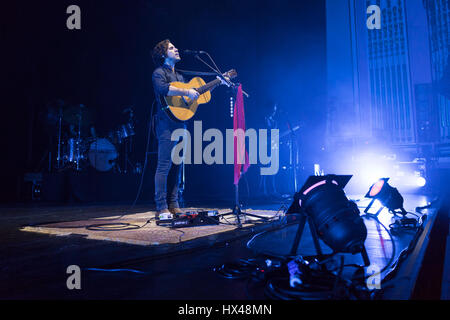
left=288, top=175, right=368, bottom=254
left=365, top=178, right=407, bottom=216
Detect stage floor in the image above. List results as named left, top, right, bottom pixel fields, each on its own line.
left=0, top=194, right=444, bottom=299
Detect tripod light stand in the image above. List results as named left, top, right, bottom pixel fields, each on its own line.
left=286, top=175, right=370, bottom=266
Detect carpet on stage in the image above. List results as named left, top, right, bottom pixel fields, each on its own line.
left=20, top=208, right=280, bottom=246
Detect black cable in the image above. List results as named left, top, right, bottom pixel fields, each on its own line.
left=263, top=258, right=372, bottom=300
left=358, top=213, right=397, bottom=281
left=217, top=205, right=283, bottom=227
left=119, top=100, right=155, bottom=217
left=265, top=275, right=344, bottom=300
left=381, top=214, right=427, bottom=286
left=245, top=212, right=305, bottom=257
left=85, top=220, right=152, bottom=231
left=405, top=211, right=420, bottom=219
left=216, top=201, right=428, bottom=300
left=215, top=258, right=261, bottom=279
left=332, top=256, right=345, bottom=299
left=358, top=200, right=428, bottom=279
left=171, top=228, right=186, bottom=243
left=389, top=220, right=420, bottom=234
left=84, top=267, right=148, bottom=274
left=233, top=213, right=394, bottom=298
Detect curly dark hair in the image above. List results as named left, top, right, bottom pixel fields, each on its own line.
left=152, top=39, right=171, bottom=66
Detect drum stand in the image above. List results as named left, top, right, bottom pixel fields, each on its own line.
left=56, top=107, right=63, bottom=170
left=123, top=137, right=130, bottom=173
left=121, top=108, right=136, bottom=174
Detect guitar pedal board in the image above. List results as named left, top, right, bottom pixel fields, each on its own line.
left=156, top=210, right=220, bottom=228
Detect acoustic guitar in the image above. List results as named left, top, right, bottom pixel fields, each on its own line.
left=160, top=69, right=237, bottom=122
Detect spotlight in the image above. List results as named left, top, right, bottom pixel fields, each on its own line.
left=364, top=178, right=407, bottom=216
left=287, top=175, right=369, bottom=264
left=416, top=177, right=426, bottom=187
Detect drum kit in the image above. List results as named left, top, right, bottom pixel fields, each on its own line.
left=54, top=103, right=136, bottom=172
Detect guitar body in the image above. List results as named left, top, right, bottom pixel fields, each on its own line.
left=162, top=77, right=212, bottom=122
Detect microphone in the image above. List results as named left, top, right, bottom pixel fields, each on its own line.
left=183, top=49, right=206, bottom=55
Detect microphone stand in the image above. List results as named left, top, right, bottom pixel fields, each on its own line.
left=56, top=106, right=63, bottom=169
left=193, top=53, right=250, bottom=98
left=192, top=51, right=268, bottom=227
left=286, top=120, right=300, bottom=195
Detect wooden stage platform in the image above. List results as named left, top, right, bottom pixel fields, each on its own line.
left=0, top=194, right=448, bottom=300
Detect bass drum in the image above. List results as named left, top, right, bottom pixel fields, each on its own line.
left=88, top=138, right=118, bottom=172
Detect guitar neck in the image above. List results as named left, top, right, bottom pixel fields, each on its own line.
left=197, top=78, right=222, bottom=95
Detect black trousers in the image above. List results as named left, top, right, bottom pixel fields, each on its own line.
left=154, top=113, right=184, bottom=211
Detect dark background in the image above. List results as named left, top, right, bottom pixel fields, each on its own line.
left=2, top=0, right=327, bottom=203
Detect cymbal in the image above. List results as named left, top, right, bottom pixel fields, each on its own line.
left=63, top=104, right=94, bottom=126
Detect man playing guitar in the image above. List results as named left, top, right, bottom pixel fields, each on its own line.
left=151, top=39, right=198, bottom=220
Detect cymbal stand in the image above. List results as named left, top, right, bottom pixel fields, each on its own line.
left=122, top=108, right=136, bottom=174
left=75, top=111, right=82, bottom=171
left=56, top=107, right=63, bottom=169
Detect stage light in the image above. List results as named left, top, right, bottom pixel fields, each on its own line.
left=391, top=158, right=427, bottom=188
left=365, top=178, right=407, bottom=216
left=288, top=175, right=368, bottom=257
left=416, top=177, right=426, bottom=187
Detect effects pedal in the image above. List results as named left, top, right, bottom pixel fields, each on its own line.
left=170, top=210, right=220, bottom=228
left=155, top=213, right=174, bottom=226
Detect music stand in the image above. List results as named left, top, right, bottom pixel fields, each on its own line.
left=218, top=180, right=271, bottom=228
left=190, top=53, right=269, bottom=228
left=217, top=85, right=270, bottom=227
